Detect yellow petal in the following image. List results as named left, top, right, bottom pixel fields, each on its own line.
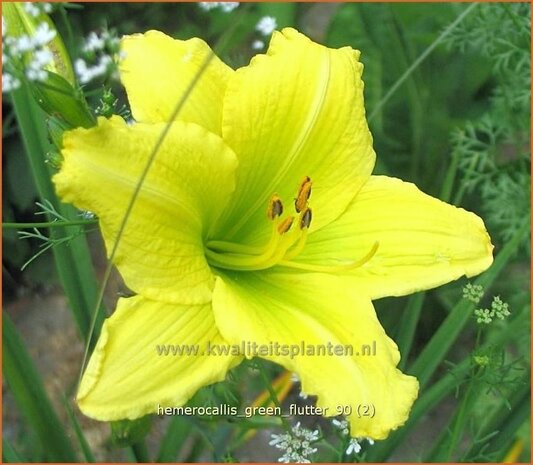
left=299, top=176, right=494, bottom=299
left=53, top=116, right=237, bottom=305
left=78, top=296, right=239, bottom=420
left=120, top=30, right=233, bottom=135
left=214, top=28, right=375, bottom=245
left=212, top=271, right=418, bottom=439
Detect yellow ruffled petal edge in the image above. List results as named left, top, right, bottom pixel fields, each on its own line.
left=78, top=296, right=241, bottom=421
left=53, top=115, right=238, bottom=305
left=121, top=30, right=233, bottom=135
left=299, top=175, right=494, bottom=299
left=213, top=270, right=419, bottom=439
left=214, top=27, right=375, bottom=245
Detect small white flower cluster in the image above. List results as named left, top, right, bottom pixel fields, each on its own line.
left=345, top=437, right=374, bottom=456
left=2, top=17, right=56, bottom=92
left=332, top=418, right=350, bottom=436
left=23, top=2, right=54, bottom=18
left=463, top=283, right=484, bottom=304
left=251, top=16, right=277, bottom=51
left=198, top=2, right=239, bottom=13
left=331, top=418, right=375, bottom=455
left=269, top=422, right=319, bottom=463
left=474, top=295, right=511, bottom=324
left=256, top=16, right=277, bottom=36
left=75, top=30, right=121, bottom=84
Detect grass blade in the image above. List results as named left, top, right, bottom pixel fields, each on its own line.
left=9, top=83, right=105, bottom=343
left=157, top=417, right=191, bottom=462
left=63, top=394, right=96, bottom=462
left=396, top=293, right=425, bottom=371
left=2, top=439, right=25, bottom=463
left=3, top=312, right=78, bottom=461
left=409, top=216, right=529, bottom=388
left=367, top=309, right=528, bottom=461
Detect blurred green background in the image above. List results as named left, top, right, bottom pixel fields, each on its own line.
left=2, top=2, right=530, bottom=463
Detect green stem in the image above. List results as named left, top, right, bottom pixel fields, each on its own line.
left=409, top=216, right=529, bottom=389
left=33, top=79, right=75, bottom=96
left=3, top=219, right=98, bottom=229
left=3, top=312, right=78, bottom=461
left=396, top=293, right=425, bottom=371
left=2, top=439, right=24, bottom=462
left=367, top=312, right=526, bottom=461
left=131, top=441, right=150, bottom=463
left=10, top=83, right=106, bottom=343
left=256, top=362, right=291, bottom=431
left=368, top=3, right=478, bottom=122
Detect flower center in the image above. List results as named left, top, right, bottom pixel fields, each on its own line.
left=205, top=176, right=378, bottom=272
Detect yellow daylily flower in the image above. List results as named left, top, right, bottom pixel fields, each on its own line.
left=53, top=28, right=493, bottom=439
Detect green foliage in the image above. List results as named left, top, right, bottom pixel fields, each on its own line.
left=446, top=3, right=531, bottom=251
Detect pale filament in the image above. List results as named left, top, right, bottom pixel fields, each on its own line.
left=205, top=176, right=378, bottom=272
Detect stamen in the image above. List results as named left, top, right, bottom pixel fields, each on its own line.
left=205, top=229, right=282, bottom=270
left=278, top=241, right=379, bottom=273
left=283, top=208, right=311, bottom=261
left=283, top=229, right=308, bottom=261
left=267, top=194, right=283, bottom=220
left=299, top=207, right=312, bottom=229
left=207, top=219, right=279, bottom=255
left=205, top=222, right=301, bottom=271
left=277, top=216, right=294, bottom=234
left=295, top=176, right=312, bottom=213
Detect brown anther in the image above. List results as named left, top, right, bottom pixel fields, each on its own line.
left=277, top=216, right=295, bottom=234
left=294, top=176, right=312, bottom=213
left=300, top=207, right=312, bottom=229
left=267, top=194, right=284, bottom=220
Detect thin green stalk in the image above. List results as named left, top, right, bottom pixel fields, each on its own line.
left=409, top=216, right=529, bottom=388
left=433, top=327, right=484, bottom=462
left=3, top=312, right=78, bottom=461
left=3, top=219, right=98, bottom=229
left=368, top=3, right=478, bottom=122
left=156, top=416, right=191, bottom=462
left=396, top=293, right=425, bottom=371
left=2, top=439, right=24, bottom=463
left=131, top=440, right=150, bottom=463
left=429, top=362, right=482, bottom=461
left=490, top=394, right=530, bottom=460
left=10, top=83, right=105, bottom=343
left=63, top=394, right=96, bottom=462
left=463, top=372, right=530, bottom=461
left=367, top=311, right=527, bottom=461
left=388, top=5, right=424, bottom=181
left=257, top=362, right=291, bottom=431
left=440, top=145, right=461, bottom=203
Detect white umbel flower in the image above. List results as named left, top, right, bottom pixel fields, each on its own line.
left=252, top=39, right=265, bottom=50
left=270, top=422, right=319, bottom=463
left=346, top=437, right=375, bottom=455
left=198, top=2, right=239, bottom=12
left=346, top=438, right=361, bottom=455
left=332, top=418, right=349, bottom=436
left=33, top=22, right=56, bottom=47
left=256, top=16, right=277, bottom=36
left=2, top=73, right=21, bottom=93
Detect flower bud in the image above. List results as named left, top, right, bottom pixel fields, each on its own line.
left=3, top=3, right=74, bottom=84
left=3, top=3, right=95, bottom=129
